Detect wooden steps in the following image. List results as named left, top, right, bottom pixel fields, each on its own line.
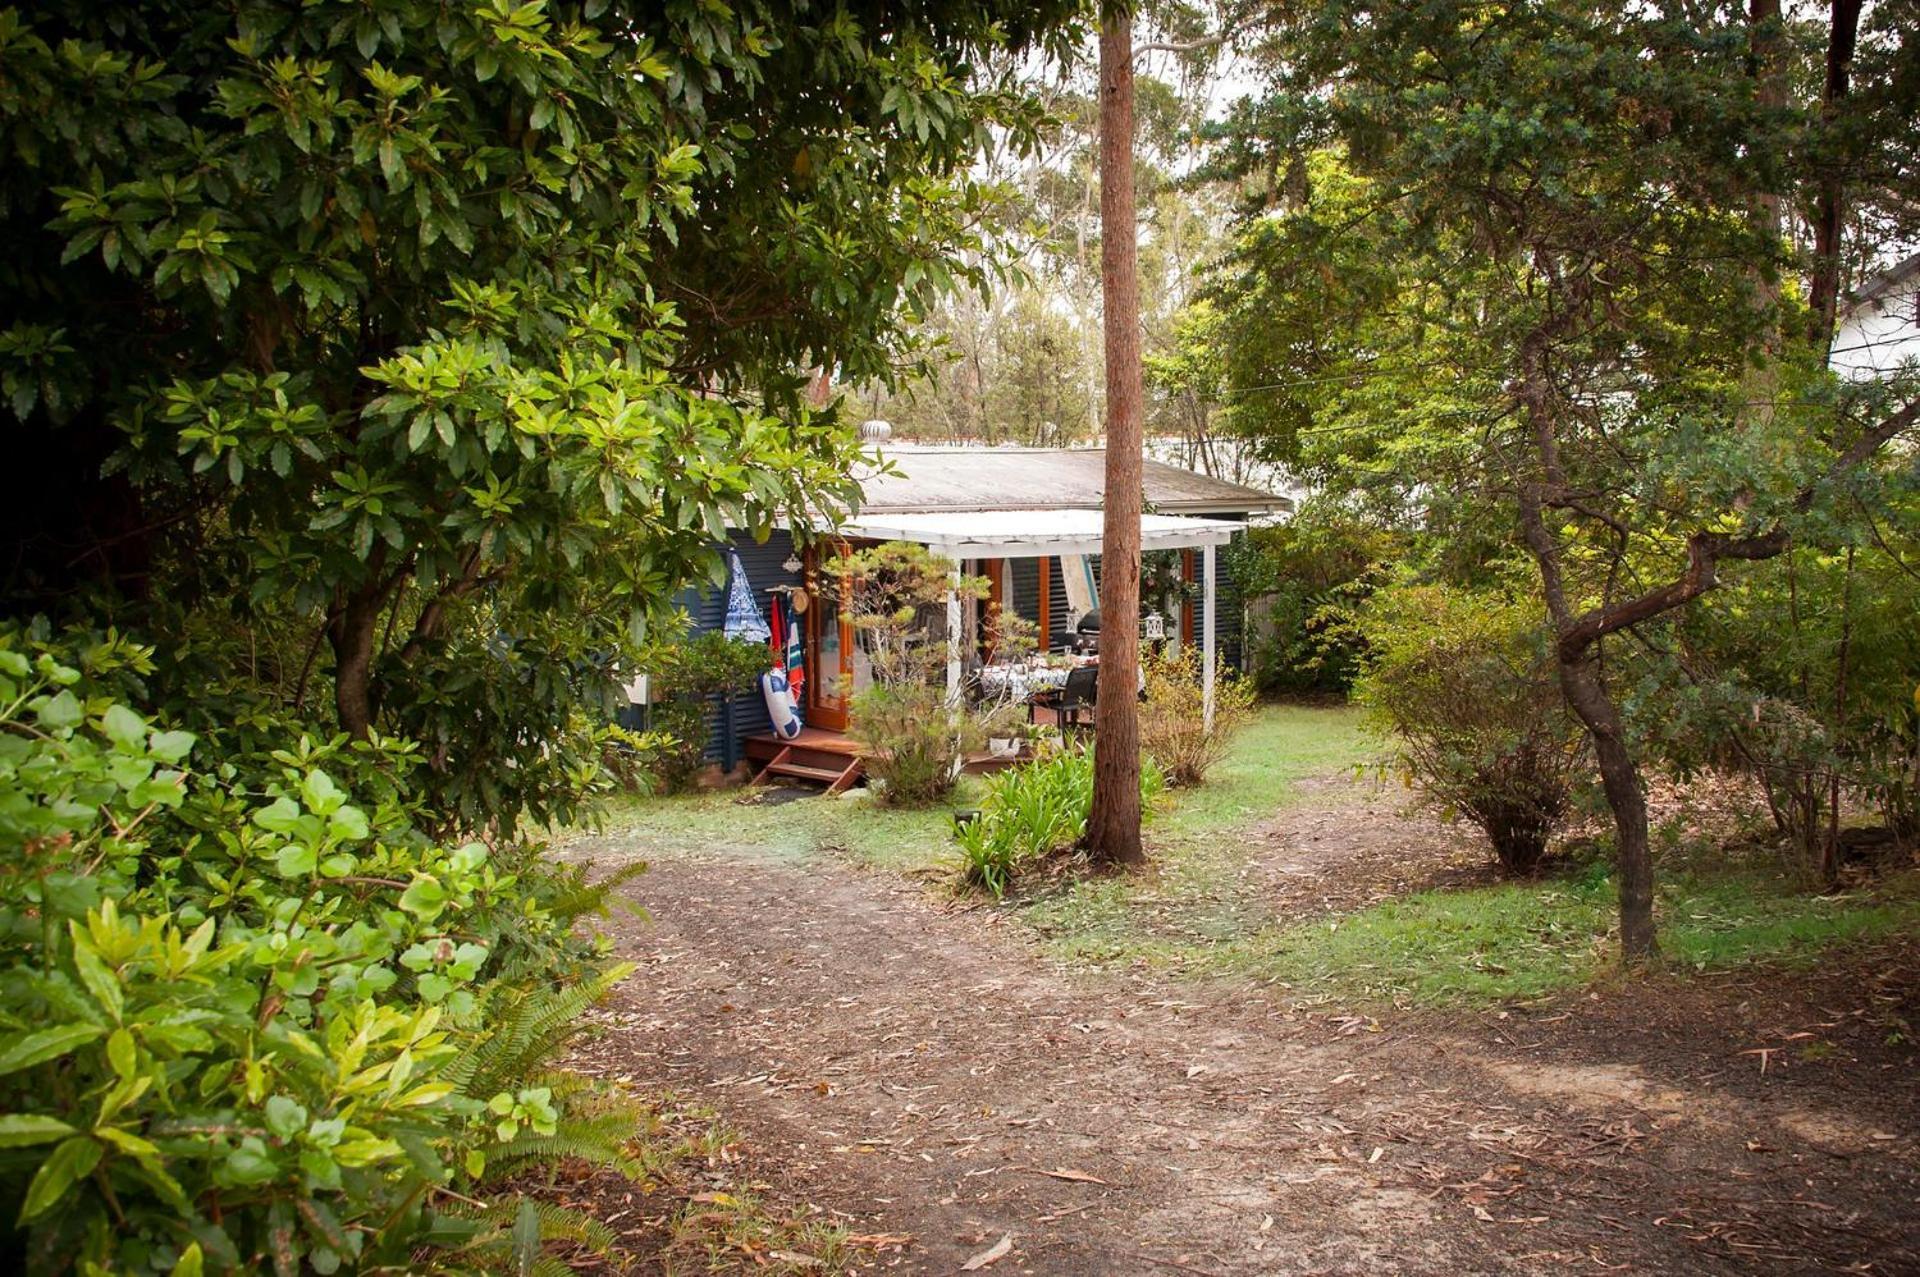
left=742, top=726, right=1022, bottom=792
left=745, top=730, right=865, bottom=794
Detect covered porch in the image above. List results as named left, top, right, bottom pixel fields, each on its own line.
left=837, top=508, right=1240, bottom=732
left=746, top=508, right=1240, bottom=787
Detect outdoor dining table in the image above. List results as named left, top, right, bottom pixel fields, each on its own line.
left=976, top=662, right=1073, bottom=702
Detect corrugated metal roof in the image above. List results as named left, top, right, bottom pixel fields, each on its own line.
left=850, top=446, right=1292, bottom=515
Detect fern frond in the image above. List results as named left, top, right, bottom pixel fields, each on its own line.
left=432, top=1195, right=626, bottom=1272
left=470, top=1198, right=620, bottom=1255
left=545, top=859, right=650, bottom=925
left=482, top=1126, right=645, bottom=1180
left=446, top=962, right=635, bottom=1097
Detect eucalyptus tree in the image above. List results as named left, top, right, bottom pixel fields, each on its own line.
left=1084, top=1, right=1147, bottom=866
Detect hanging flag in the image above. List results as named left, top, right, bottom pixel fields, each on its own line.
left=784, top=600, right=806, bottom=702
left=768, top=595, right=786, bottom=671
left=722, top=548, right=771, bottom=643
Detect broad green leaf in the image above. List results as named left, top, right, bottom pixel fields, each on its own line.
left=35, top=691, right=83, bottom=731
left=0, top=1115, right=77, bottom=1148
left=0, top=1024, right=107, bottom=1076
left=254, top=796, right=303, bottom=835
left=398, top=876, right=447, bottom=918
left=70, top=931, right=125, bottom=1021
left=20, top=1136, right=102, bottom=1222
left=106, top=1027, right=136, bottom=1079
left=275, top=843, right=318, bottom=878
left=101, top=703, right=146, bottom=746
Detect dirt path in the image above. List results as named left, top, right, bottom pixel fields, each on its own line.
left=562, top=786, right=1920, bottom=1275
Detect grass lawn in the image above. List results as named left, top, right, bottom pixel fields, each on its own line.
left=1224, top=863, right=1920, bottom=1006
left=590, top=767, right=984, bottom=871
left=590, top=703, right=1371, bottom=873
left=589, top=702, right=1920, bottom=1007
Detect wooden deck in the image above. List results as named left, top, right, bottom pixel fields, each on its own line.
left=745, top=727, right=865, bottom=793
left=744, top=726, right=1029, bottom=793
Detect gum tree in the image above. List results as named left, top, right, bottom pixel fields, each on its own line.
left=1084, top=0, right=1147, bottom=866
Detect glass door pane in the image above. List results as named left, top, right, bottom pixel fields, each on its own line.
left=806, top=548, right=851, bottom=731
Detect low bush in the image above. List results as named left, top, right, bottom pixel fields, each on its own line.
left=636, top=631, right=770, bottom=791
left=834, top=543, right=1000, bottom=807
left=852, top=683, right=987, bottom=806
left=957, top=749, right=1165, bottom=896
left=1356, top=584, right=1585, bottom=875
left=1228, top=511, right=1395, bottom=698
left=1140, top=649, right=1257, bottom=787
left=0, top=625, right=641, bottom=1273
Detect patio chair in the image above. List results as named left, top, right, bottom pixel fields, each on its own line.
left=1048, top=665, right=1099, bottom=736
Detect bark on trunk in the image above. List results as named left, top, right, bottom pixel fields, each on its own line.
left=1513, top=330, right=1660, bottom=962
left=1084, top=11, right=1146, bottom=869
left=1555, top=651, right=1658, bottom=962
left=1807, top=0, right=1863, bottom=351
left=329, top=591, right=382, bottom=739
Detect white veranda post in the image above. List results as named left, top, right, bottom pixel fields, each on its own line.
left=945, top=562, right=963, bottom=706
left=1202, top=542, right=1217, bottom=732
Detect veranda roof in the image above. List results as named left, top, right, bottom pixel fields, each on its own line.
left=835, top=508, right=1241, bottom=559
left=852, top=446, right=1293, bottom=516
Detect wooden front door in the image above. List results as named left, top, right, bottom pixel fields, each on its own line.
left=804, top=544, right=855, bottom=731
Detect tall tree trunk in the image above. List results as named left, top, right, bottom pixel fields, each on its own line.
left=1084, top=9, right=1145, bottom=868
left=1807, top=0, right=1863, bottom=351
left=1514, top=331, right=1661, bottom=962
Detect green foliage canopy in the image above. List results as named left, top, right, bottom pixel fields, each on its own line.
left=0, top=0, right=1083, bottom=828
left=0, top=625, right=642, bottom=1272
left=1205, top=0, right=1919, bottom=956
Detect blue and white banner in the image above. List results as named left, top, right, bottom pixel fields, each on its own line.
left=721, top=547, right=771, bottom=643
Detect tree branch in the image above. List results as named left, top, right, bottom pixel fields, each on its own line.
left=1555, top=394, right=1918, bottom=661
left=396, top=547, right=499, bottom=664
left=1133, top=30, right=1236, bottom=58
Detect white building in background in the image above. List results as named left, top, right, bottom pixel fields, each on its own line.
left=1832, top=253, right=1920, bottom=382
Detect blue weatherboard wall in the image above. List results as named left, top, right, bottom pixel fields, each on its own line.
left=703, top=530, right=804, bottom=762
left=624, top=529, right=802, bottom=766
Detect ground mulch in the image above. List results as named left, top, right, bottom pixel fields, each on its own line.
left=556, top=775, right=1919, bottom=1275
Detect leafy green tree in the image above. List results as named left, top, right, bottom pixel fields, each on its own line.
left=1215, top=1, right=1919, bottom=959
left=869, top=31, right=1235, bottom=453
left=0, top=0, right=1083, bottom=828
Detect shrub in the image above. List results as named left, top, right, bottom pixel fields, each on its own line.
left=0, top=625, right=640, bottom=1273
left=1228, top=512, right=1396, bottom=697
left=957, top=749, right=1165, bottom=896
left=1139, top=649, right=1257, bottom=787
left=1355, top=584, right=1584, bottom=875
left=828, top=542, right=990, bottom=686
left=601, top=725, right=677, bottom=795
left=1651, top=539, right=1920, bottom=887
left=637, top=631, right=770, bottom=791
left=835, top=543, right=998, bottom=807
left=852, top=683, right=985, bottom=806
